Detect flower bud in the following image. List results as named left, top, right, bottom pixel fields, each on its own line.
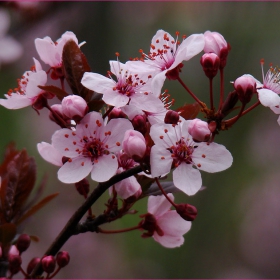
left=8, top=254, right=22, bottom=275
left=220, top=90, right=239, bottom=117
left=164, top=110, right=180, bottom=124
left=204, top=31, right=230, bottom=69
left=123, top=130, right=146, bottom=160
left=16, top=234, right=31, bottom=253
left=107, top=107, right=127, bottom=121
left=188, top=119, right=211, bottom=142
left=132, top=114, right=147, bottom=135
left=27, top=257, right=41, bottom=275
left=41, top=255, right=56, bottom=274
left=176, top=203, right=198, bottom=221
left=61, top=95, right=88, bottom=122
left=234, top=75, right=256, bottom=104
left=200, top=53, right=220, bottom=79
left=75, top=178, right=90, bottom=197
left=56, top=251, right=70, bottom=268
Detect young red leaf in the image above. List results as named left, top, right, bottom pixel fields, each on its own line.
left=176, top=102, right=201, bottom=120
left=38, top=85, right=68, bottom=101
left=0, top=223, right=17, bottom=245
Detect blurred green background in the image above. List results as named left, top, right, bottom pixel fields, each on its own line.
left=1, top=1, right=280, bottom=278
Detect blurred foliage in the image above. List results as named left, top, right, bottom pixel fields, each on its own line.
left=0, top=1, right=280, bottom=278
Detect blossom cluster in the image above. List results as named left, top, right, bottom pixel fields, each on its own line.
left=1, top=27, right=279, bottom=267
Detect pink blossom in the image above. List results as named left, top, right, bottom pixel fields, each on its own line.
left=37, top=142, right=63, bottom=167
left=234, top=75, right=256, bottom=104
left=126, top=30, right=205, bottom=96
left=61, top=95, right=89, bottom=121
left=150, top=120, right=233, bottom=196
left=122, top=130, right=146, bottom=160
left=252, top=65, right=280, bottom=113
left=81, top=60, right=163, bottom=112
left=147, top=194, right=191, bottom=248
left=51, top=111, right=133, bottom=184
left=35, top=31, right=80, bottom=68
left=0, top=58, right=47, bottom=109
left=188, top=118, right=211, bottom=142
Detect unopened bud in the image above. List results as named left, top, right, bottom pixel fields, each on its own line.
left=164, top=110, right=179, bottom=124
left=16, top=234, right=31, bottom=253
left=176, top=203, right=198, bottom=221
left=75, top=178, right=90, bottom=197
left=188, top=119, right=211, bottom=142
left=132, top=115, right=147, bottom=135
left=56, top=251, right=70, bottom=268
left=8, top=254, right=22, bottom=275
left=108, top=107, right=127, bottom=120
left=61, top=95, right=88, bottom=122
left=123, top=130, right=146, bottom=160
left=27, top=257, right=41, bottom=275
left=41, top=255, right=56, bottom=274
left=234, top=75, right=256, bottom=104
left=200, top=53, right=220, bottom=79
left=220, top=90, right=239, bottom=117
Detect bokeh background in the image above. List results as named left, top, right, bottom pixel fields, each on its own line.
left=1, top=1, right=280, bottom=278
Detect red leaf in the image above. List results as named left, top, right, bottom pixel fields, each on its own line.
left=38, top=85, right=68, bottom=101
left=176, top=102, right=201, bottom=120
left=0, top=223, right=17, bottom=245
left=16, top=193, right=59, bottom=226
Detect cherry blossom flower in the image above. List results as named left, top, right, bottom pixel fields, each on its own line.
left=81, top=60, right=163, bottom=112
left=142, top=193, right=191, bottom=248
left=126, top=30, right=205, bottom=96
left=35, top=31, right=80, bottom=69
left=51, top=111, right=133, bottom=184
left=0, top=58, right=47, bottom=109
left=0, top=9, right=23, bottom=67
left=149, top=120, right=233, bottom=196
left=253, top=64, right=280, bottom=113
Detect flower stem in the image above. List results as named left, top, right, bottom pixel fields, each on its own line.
left=218, top=68, right=224, bottom=111
left=155, top=178, right=176, bottom=208
left=98, top=225, right=140, bottom=234
left=30, top=165, right=144, bottom=278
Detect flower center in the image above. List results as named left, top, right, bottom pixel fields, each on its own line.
left=82, top=138, right=107, bottom=162
left=170, top=139, right=194, bottom=166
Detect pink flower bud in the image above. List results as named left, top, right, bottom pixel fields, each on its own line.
left=61, top=95, right=88, bottom=121
left=123, top=130, right=146, bottom=160
left=16, top=234, right=31, bottom=253
left=8, top=254, right=22, bottom=275
left=56, top=251, right=70, bottom=268
left=188, top=119, right=211, bottom=142
left=234, top=75, right=256, bottom=104
left=164, top=110, right=180, bottom=124
left=108, top=107, right=127, bottom=120
left=27, top=257, right=41, bottom=275
left=200, top=53, right=220, bottom=79
left=176, top=203, right=198, bottom=221
left=204, top=31, right=230, bottom=69
left=41, top=255, right=56, bottom=274
left=132, top=114, right=147, bottom=135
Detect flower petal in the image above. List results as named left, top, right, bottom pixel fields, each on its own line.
left=81, top=72, right=115, bottom=93
left=37, top=142, right=63, bottom=166
left=173, top=163, right=202, bottom=196
left=0, top=93, right=31, bottom=109
left=58, top=157, right=92, bottom=184
left=258, top=88, right=280, bottom=108
left=91, top=153, right=118, bottom=182
left=192, top=142, right=233, bottom=173
left=148, top=193, right=174, bottom=217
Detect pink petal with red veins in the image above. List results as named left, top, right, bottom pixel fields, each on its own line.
left=148, top=193, right=174, bottom=217
left=173, top=163, right=202, bottom=196
left=193, top=142, right=233, bottom=173
left=81, top=72, right=115, bottom=93
left=37, top=142, right=63, bottom=167
left=90, top=153, right=118, bottom=182
left=52, top=128, right=81, bottom=158
left=58, top=157, right=92, bottom=184
left=0, top=93, right=31, bottom=109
